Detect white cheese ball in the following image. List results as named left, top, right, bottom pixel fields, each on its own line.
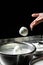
left=19, top=27, right=28, bottom=36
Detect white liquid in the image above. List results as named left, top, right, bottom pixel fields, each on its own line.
left=0, top=43, right=32, bottom=55
left=33, top=60, right=43, bottom=65
left=13, top=47, right=31, bottom=54
left=19, top=27, right=28, bottom=36
left=2, top=47, right=31, bottom=55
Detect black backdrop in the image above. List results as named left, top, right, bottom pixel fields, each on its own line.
left=0, top=1, right=43, bottom=38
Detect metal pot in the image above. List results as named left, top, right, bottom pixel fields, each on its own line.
left=0, top=40, right=36, bottom=65
left=29, top=56, right=43, bottom=65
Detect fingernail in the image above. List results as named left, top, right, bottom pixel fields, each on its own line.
left=31, top=26, right=33, bottom=31
left=30, top=25, right=33, bottom=31
left=32, top=14, right=35, bottom=16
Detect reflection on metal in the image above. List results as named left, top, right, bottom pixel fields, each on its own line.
left=0, top=35, right=43, bottom=65
left=0, top=35, right=43, bottom=44
left=14, top=35, right=43, bottom=43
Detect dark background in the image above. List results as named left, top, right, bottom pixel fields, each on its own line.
left=0, top=1, right=43, bottom=38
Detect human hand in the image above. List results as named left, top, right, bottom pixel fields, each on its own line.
left=30, top=13, right=43, bottom=30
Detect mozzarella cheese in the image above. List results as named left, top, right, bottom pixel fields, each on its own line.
left=19, top=27, right=28, bottom=36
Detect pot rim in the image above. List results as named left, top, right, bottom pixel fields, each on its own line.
left=0, top=42, right=36, bottom=55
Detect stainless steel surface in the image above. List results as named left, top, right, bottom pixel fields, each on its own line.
left=0, top=63, right=2, bottom=65
left=0, top=42, right=36, bottom=65
left=14, top=35, right=43, bottom=42
left=0, top=35, right=43, bottom=44
left=29, top=57, right=43, bottom=65
left=0, top=35, right=43, bottom=65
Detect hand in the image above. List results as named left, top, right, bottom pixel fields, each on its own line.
left=30, top=13, right=43, bottom=30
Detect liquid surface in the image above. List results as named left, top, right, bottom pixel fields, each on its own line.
left=0, top=43, right=33, bottom=55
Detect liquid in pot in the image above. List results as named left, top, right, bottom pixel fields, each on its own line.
left=0, top=43, right=34, bottom=55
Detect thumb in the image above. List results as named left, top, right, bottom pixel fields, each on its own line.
left=32, top=13, right=39, bottom=17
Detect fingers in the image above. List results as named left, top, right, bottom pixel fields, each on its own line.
left=30, top=17, right=41, bottom=30
left=30, top=13, right=43, bottom=30
left=32, top=13, right=39, bottom=17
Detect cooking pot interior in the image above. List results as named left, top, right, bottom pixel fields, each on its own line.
left=0, top=42, right=36, bottom=55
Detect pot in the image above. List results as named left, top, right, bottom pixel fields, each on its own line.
left=29, top=56, right=43, bottom=65
left=0, top=40, right=36, bottom=65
